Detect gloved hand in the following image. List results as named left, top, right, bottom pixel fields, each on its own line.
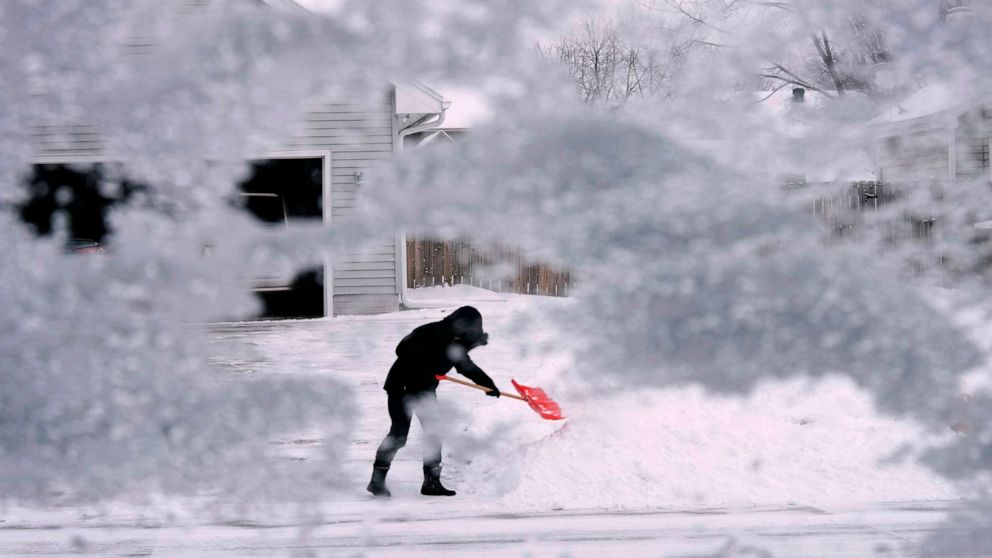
left=485, top=385, right=501, bottom=397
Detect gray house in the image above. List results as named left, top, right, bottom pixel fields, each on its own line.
left=30, top=82, right=449, bottom=318
left=871, top=4, right=992, bottom=182
left=872, top=81, right=992, bottom=183
left=26, top=0, right=450, bottom=318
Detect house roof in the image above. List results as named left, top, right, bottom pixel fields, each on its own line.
left=255, top=0, right=309, bottom=11
left=871, top=81, right=962, bottom=125
left=869, top=79, right=989, bottom=133
left=395, top=82, right=451, bottom=116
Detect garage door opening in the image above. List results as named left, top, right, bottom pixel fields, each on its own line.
left=236, top=155, right=328, bottom=319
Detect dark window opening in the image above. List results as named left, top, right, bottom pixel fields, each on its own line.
left=236, top=157, right=325, bottom=319
left=18, top=163, right=142, bottom=247
left=15, top=158, right=326, bottom=320
left=253, top=267, right=325, bottom=320
left=237, top=158, right=322, bottom=220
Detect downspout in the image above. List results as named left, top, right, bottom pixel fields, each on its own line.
left=396, top=108, right=447, bottom=309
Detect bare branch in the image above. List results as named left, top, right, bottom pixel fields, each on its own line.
left=659, top=0, right=732, bottom=35
left=738, top=0, right=793, bottom=9
left=811, top=31, right=846, bottom=96
left=754, top=81, right=793, bottom=103
left=758, top=70, right=837, bottom=99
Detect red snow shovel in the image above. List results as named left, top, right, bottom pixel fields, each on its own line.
left=435, top=375, right=565, bottom=421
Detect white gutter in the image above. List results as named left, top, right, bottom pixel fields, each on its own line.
left=396, top=108, right=447, bottom=309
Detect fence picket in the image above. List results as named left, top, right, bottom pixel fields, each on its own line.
left=405, top=236, right=571, bottom=297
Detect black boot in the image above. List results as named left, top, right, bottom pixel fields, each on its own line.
left=367, top=465, right=391, bottom=497
left=421, top=465, right=456, bottom=496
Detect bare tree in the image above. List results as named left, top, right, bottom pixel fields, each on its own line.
left=640, top=0, right=896, bottom=101
left=544, top=17, right=684, bottom=110
left=764, top=14, right=891, bottom=99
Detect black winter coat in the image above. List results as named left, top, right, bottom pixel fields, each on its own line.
left=383, top=306, right=496, bottom=394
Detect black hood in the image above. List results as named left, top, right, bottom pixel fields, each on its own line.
left=443, top=306, right=488, bottom=348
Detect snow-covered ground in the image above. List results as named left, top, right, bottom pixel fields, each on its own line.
left=262, top=285, right=960, bottom=511
left=0, top=285, right=971, bottom=556
left=0, top=499, right=966, bottom=557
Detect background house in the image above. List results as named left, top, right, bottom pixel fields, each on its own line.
left=872, top=82, right=992, bottom=182
left=19, top=0, right=451, bottom=318
left=26, top=82, right=449, bottom=318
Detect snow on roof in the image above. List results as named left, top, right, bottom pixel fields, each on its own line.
left=290, top=0, right=344, bottom=12
left=870, top=80, right=975, bottom=126
left=256, top=0, right=309, bottom=11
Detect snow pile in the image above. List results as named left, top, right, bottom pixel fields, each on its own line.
left=405, top=284, right=510, bottom=306
left=202, top=289, right=960, bottom=511
left=370, top=290, right=962, bottom=510
left=480, top=378, right=959, bottom=510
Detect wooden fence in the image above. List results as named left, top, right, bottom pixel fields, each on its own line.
left=406, top=237, right=573, bottom=296
left=807, top=180, right=936, bottom=242
left=805, top=180, right=944, bottom=279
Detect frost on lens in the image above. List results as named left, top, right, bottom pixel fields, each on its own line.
left=0, top=0, right=360, bottom=503
left=4, top=0, right=992, bottom=553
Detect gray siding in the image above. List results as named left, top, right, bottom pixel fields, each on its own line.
left=27, top=90, right=403, bottom=317
left=31, top=123, right=107, bottom=161
left=954, top=106, right=992, bottom=181
left=878, top=127, right=950, bottom=181
left=24, top=0, right=404, bottom=317
left=287, top=94, right=400, bottom=316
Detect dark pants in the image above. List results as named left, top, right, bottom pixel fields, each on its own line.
left=373, top=390, right=442, bottom=470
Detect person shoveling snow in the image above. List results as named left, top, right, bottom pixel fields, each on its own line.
left=368, top=306, right=500, bottom=497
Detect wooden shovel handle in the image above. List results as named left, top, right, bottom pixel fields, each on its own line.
left=436, top=375, right=527, bottom=401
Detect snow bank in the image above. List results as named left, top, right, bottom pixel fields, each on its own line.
left=195, top=285, right=967, bottom=514
left=405, top=284, right=510, bottom=306
left=472, top=377, right=958, bottom=510
left=387, top=290, right=961, bottom=511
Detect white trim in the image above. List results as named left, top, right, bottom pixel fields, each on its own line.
left=393, top=86, right=449, bottom=310
left=988, top=138, right=992, bottom=183
left=391, top=88, right=407, bottom=306
left=31, top=154, right=111, bottom=165
left=396, top=232, right=407, bottom=305
left=948, top=127, right=958, bottom=180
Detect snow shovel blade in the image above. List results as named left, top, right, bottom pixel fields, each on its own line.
left=511, top=379, right=565, bottom=421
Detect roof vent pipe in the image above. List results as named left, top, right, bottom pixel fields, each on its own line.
left=792, top=87, right=806, bottom=103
